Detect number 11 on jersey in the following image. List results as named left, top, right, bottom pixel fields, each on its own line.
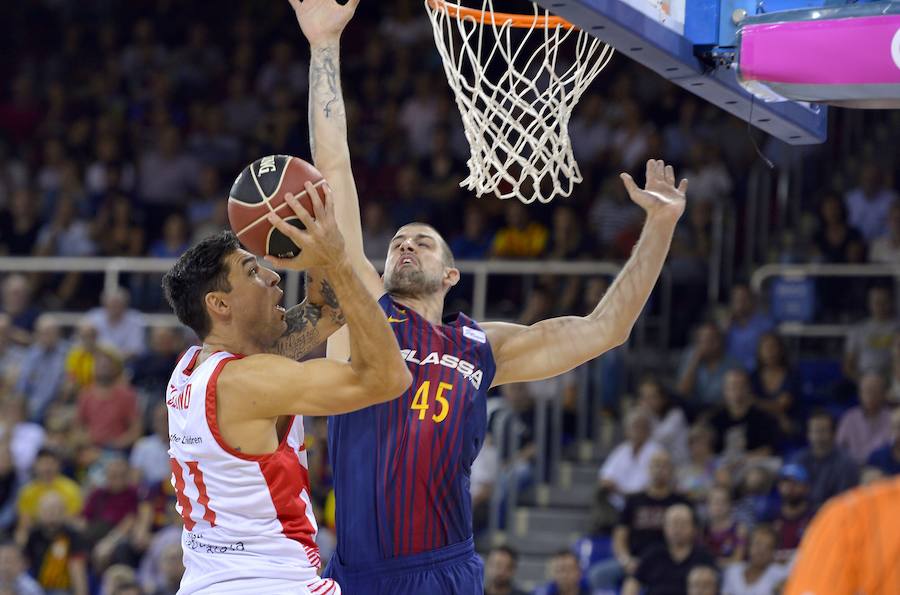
left=410, top=381, right=452, bottom=423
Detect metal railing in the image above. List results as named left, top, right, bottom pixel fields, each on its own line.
left=750, top=262, right=900, bottom=338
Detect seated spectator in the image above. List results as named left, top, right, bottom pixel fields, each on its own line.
left=676, top=424, right=718, bottom=503
left=710, top=369, right=781, bottom=457
left=842, top=286, right=896, bottom=382
left=0, top=314, right=26, bottom=388
left=0, top=444, right=18, bottom=533
left=148, top=212, right=190, bottom=258
left=146, top=540, right=183, bottom=595
left=869, top=202, right=900, bottom=263
left=836, top=372, right=894, bottom=464
left=0, top=539, right=44, bottom=595
left=750, top=333, right=799, bottom=435
left=470, top=434, right=498, bottom=533
left=622, top=504, right=716, bottom=595
left=702, top=487, right=746, bottom=566
left=588, top=175, right=643, bottom=259
left=535, top=550, right=590, bottom=595
left=100, top=563, right=138, bottom=595
left=791, top=411, right=859, bottom=510
left=15, top=314, right=68, bottom=422
left=130, top=404, right=170, bottom=486
left=483, top=545, right=528, bottom=595
left=598, top=409, right=663, bottom=499
left=732, top=465, right=777, bottom=528
left=76, top=348, right=141, bottom=451
left=677, top=322, right=741, bottom=407
left=490, top=201, right=548, bottom=259
left=0, top=398, right=43, bottom=480
left=725, top=284, right=774, bottom=372
left=844, top=163, right=897, bottom=242
left=721, top=524, right=789, bottom=595
left=813, top=193, right=866, bottom=264
left=866, top=407, right=900, bottom=476
left=590, top=452, right=688, bottom=591
left=639, top=378, right=689, bottom=464
left=129, top=327, right=184, bottom=400
left=85, top=287, right=146, bottom=361
left=2, top=274, right=40, bottom=344
left=83, top=457, right=139, bottom=570
left=687, top=566, right=720, bottom=595
left=22, top=492, right=89, bottom=595
left=889, top=334, right=900, bottom=405
left=576, top=495, right=616, bottom=579
left=450, top=205, right=494, bottom=261
left=764, top=464, right=813, bottom=563
left=16, top=449, right=82, bottom=537
left=64, top=320, right=102, bottom=394
left=137, top=520, right=181, bottom=594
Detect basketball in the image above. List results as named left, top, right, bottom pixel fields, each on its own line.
left=227, top=154, right=326, bottom=258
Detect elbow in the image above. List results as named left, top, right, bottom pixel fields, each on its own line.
left=386, top=367, right=413, bottom=397
left=362, top=365, right=412, bottom=404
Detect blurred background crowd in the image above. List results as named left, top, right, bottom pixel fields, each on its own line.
left=0, top=1, right=899, bottom=594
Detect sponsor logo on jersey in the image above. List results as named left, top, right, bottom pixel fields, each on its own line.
left=463, top=326, right=486, bottom=343
left=388, top=315, right=408, bottom=323
left=167, top=384, right=192, bottom=410
left=401, top=349, right=483, bottom=389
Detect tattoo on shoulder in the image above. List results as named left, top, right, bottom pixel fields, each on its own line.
left=320, top=279, right=345, bottom=325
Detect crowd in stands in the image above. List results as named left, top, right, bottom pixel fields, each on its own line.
left=0, top=1, right=898, bottom=594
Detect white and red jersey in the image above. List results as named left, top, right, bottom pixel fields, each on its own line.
left=166, top=347, right=327, bottom=594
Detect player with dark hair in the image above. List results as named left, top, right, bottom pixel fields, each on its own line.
left=288, top=0, right=687, bottom=593
left=160, top=184, right=411, bottom=594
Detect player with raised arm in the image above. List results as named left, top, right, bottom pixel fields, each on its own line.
left=290, top=1, right=687, bottom=592
left=160, top=182, right=411, bottom=595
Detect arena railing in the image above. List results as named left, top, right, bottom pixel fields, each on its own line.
left=750, top=262, right=900, bottom=338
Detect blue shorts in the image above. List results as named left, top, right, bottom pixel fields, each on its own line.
left=322, top=537, right=483, bottom=595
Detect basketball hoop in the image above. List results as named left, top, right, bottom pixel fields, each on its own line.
left=425, top=0, right=614, bottom=203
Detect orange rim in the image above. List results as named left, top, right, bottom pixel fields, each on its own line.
left=427, top=0, right=576, bottom=29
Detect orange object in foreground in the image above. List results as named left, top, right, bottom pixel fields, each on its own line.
left=784, top=477, right=900, bottom=595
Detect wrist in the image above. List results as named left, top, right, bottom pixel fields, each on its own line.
left=310, top=38, right=341, bottom=51
left=644, top=209, right=681, bottom=228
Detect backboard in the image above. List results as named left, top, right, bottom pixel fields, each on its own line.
left=532, top=0, right=831, bottom=144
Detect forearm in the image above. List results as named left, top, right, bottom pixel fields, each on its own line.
left=309, top=40, right=350, bottom=169
left=589, top=213, right=677, bottom=343
left=621, top=578, right=641, bottom=595
left=270, top=270, right=344, bottom=360
left=612, top=528, right=632, bottom=562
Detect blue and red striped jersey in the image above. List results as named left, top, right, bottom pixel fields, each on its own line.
left=328, top=294, right=496, bottom=564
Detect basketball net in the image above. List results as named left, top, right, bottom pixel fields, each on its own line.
left=425, top=0, right=614, bottom=203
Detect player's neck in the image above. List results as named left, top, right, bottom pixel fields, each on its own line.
left=391, top=294, right=445, bottom=325
left=200, top=329, right=262, bottom=363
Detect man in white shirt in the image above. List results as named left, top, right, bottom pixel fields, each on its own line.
left=722, top=524, right=789, bottom=595
left=844, top=164, right=897, bottom=242
left=599, top=409, right=663, bottom=500
left=85, top=287, right=146, bottom=360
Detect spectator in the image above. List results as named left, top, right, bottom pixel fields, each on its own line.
left=869, top=202, right=900, bottom=263
left=94, top=193, right=146, bottom=257
left=255, top=41, right=307, bottom=97
left=137, top=126, right=198, bottom=213
left=64, top=320, right=101, bottom=393
left=709, top=369, right=781, bottom=457
left=725, top=284, right=774, bottom=372
left=76, top=348, right=141, bottom=451
left=865, top=407, right=900, bottom=475
left=15, top=449, right=82, bottom=534
left=844, top=163, right=898, bottom=242
left=490, top=201, right=548, bottom=259
left=0, top=314, right=26, bottom=387
left=687, top=566, right=720, bottom=595
left=0, top=445, right=18, bottom=533
left=450, top=205, right=494, bottom=260
left=588, top=175, right=642, bottom=258
left=843, top=285, right=897, bottom=381
left=129, top=404, right=170, bottom=486
left=732, top=465, right=776, bottom=528
left=22, top=492, right=89, bottom=595
left=146, top=540, right=183, bottom=595
left=836, top=372, right=894, bottom=464
left=0, top=398, right=45, bottom=480
left=622, top=504, right=716, bottom=595
left=677, top=322, right=740, bottom=407
left=888, top=334, right=900, bottom=404
left=536, top=550, right=590, bottom=595
left=100, top=564, right=138, bottom=595
left=0, top=540, right=44, bottom=595
left=35, top=196, right=97, bottom=258
left=85, top=287, right=146, bottom=360
left=129, top=327, right=183, bottom=400
left=791, top=411, right=859, bottom=510
left=359, top=203, right=395, bottom=263
left=470, top=434, right=498, bottom=534
left=702, top=487, right=746, bottom=566
left=84, top=458, right=139, bottom=571
left=598, top=409, right=663, bottom=499
left=84, top=135, right=135, bottom=198
left=15, top=314, right=68, bottom=422
left=137, top=525, right=181, bottom=595
left=676, top=424, right=718, bottom=503
left=721, top=524, right=789, bottom=595
left=148, top=212, right=190, bottom=258
left=638, top=378, right=689, bottom=464
left=2, top=274, right=39, bottom=344
left=0, top=189, right=42, bottom=257
left=682, top=141, right=733, bottom=205
left=222, top=75, right=262, bottom=138
left=483, top=545, right=528, bottom=595
left=749, top=333, right=799, bottom=436
left=764, top=464, right=813, bottom=563
left=812, top=193, right=866, bottom=264
left=590, top=451, right=688, bottom=591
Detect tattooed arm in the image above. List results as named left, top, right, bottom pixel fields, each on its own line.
left=268, top=269, right=345, bottom=360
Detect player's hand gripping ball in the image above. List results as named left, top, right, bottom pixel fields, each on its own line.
left=227, top=155, right=326, bottom=258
